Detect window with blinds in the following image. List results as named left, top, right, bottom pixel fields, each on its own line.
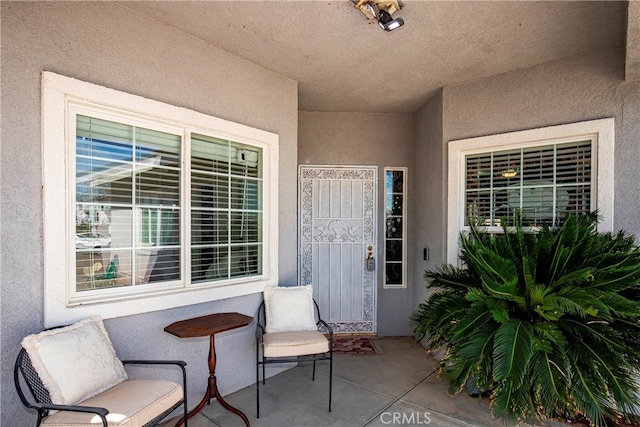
left=447, top=118, right=613, bottom=265
left=75, top=115, right=263, bottom=293
left=464, top=141, right=592, bottom=228
left=43, top=72, right=279, bottom=323
left=190, top=133, right=263, bottom=283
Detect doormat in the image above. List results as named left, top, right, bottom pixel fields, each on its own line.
left=332, top=337, right=382, bottom=355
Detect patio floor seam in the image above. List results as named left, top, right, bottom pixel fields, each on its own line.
left=360, top=367, right=439, bottom=427
left=313, top=363, right=439, bottom=403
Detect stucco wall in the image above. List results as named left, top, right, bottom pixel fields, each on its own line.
left=298, top=111, right=415, bottom=336
left=409, top=47, right=640, bottom=332
left=441, top=47, right=640, bottom=240
left=411, top=90, right=445, bottom=308
left=1, top=2, right=298, bottom=425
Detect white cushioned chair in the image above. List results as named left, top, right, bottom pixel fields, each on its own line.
left=255, top=285, right=333, bottom=418
left=14, top=316, right=188, bottom=427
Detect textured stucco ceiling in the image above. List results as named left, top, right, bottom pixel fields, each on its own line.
left=117, top=1, right=625, bottom=113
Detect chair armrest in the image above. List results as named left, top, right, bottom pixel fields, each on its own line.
left=31, top=402, right=109, bottom=416
left=31, top=402, right=109, bottom=426
left=317, top=319, right=334, bottom=336
left=121, top=359, right=186, bottom=367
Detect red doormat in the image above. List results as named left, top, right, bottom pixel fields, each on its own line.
left=332, top=337, right=382, bottom=355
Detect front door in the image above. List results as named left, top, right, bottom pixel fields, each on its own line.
left=299, top=166, right=377, bottom=334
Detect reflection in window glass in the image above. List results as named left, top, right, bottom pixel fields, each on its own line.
left=464, top=141, right=591, bottom=228
left=190, top=134, right=263, bottom=284
left=384, top=168, right=406, bottom=289
left=75, top=115, right=181, bottom=291
left=74, top=115, right=267, bottom=295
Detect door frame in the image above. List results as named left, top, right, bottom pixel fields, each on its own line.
left=298, top=165, right=378, bottom=334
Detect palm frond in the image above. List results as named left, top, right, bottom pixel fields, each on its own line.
left=548, top=267, right=596, bottom=291
left=567, top=349, right=619, bottom=427
left=411, top=291, right=469, bottom=344
left=530, top=349, right=569, bottom=418
left=481, top=277, right=527, bottom=310
left=462, top=240, right=518, bottom=285
left=451, top=304, right=494, bottom=343
left=440, top=348, right=475, bottom=395
left=425, top=264, right=476, bottom=292
left=493, top=319, right=534, bottom=386
left=555, top=287, right=610, bottom=319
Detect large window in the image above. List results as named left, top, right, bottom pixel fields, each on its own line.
left=43, top=72, right=278, bottom=326
left=464, top=142, right=591, bottom=228
left=447, top=119, right=614, bottom=264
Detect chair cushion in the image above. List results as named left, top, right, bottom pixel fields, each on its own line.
left=21, top=316, right=127, bottom=406
left=263, top=285, right=317, bottom=333
left=263, top=331, right=329, bottom=357
left=41, top=380, right=183, bottom=426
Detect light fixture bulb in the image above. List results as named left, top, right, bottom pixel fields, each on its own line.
left=501, top=168, right=518, bottom=178
left=377, top=9, right=404, bottom=31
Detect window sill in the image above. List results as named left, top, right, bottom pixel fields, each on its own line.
left=45, top=278, right=277, bottom=327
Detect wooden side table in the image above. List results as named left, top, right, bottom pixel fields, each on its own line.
left=165, top=312, right=254, bottom=427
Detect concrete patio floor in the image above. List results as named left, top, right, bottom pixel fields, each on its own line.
left=161, top=336, right=564, bottom=427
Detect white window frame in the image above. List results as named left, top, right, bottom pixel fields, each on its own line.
left=447, top=118, right=614, bottom=265
left=42, top=72, right=279, bottom=326
left=383, top=167, right=407, bottom=289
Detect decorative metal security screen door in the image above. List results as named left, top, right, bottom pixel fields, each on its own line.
left=299, top=166, right=377, bottom=334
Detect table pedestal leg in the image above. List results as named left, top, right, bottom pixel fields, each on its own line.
left=176, top=335, right=250, bottom=427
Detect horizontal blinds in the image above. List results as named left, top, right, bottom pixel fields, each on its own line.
left=465, top=140, right=592, bottom=227
left=77, top=115, right=133, bottom=144
left=75, top=114, right=266, bottom=289
left=191, top=133, right=262, bottom=171
left=76, top=115, right=181, bottom=154
left=190, top=134, right=263, bottom=284
left=75, top=114, right=182, bottom=292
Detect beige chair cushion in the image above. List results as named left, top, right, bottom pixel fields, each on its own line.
left=21, top=316, right=127, bottom=406
left=41, top=380, right=183, bottom=426
left=263, top=331, right=329, bottom=358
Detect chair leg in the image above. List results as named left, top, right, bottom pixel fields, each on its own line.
left=256, top=344, right=260, bottom=418
left=329, top=351, right=333, bottom=412
left=183, top=397, right=189, bottom=426
left=183, top=399, right=189, bottom=427
left=183, top=367, right=188, bottom=426
left=312, top=359, right=316, bottom=381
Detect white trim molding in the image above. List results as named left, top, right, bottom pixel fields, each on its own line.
left=447, top=118, right=615, bottom=265
left=42, top=72, right=279, bottom=326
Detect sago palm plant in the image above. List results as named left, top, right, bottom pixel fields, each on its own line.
left=411, top=213, right=640, bottom=426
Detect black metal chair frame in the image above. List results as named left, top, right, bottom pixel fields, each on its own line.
left=255, top=298, right=333, bottom=418
left=14, top=344, right=188, bottom=427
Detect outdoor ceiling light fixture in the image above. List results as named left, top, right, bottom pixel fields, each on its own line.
left=354, top=0, right=405, bottom=32
left=377, top=8, right=404, bottom=31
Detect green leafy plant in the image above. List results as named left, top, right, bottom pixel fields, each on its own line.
left=411, top=213, right=640, bottom=426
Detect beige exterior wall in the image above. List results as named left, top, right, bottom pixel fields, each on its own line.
left=1, top=3, right=297, bottom=424
left=411, top=90, right=445, bottom=307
